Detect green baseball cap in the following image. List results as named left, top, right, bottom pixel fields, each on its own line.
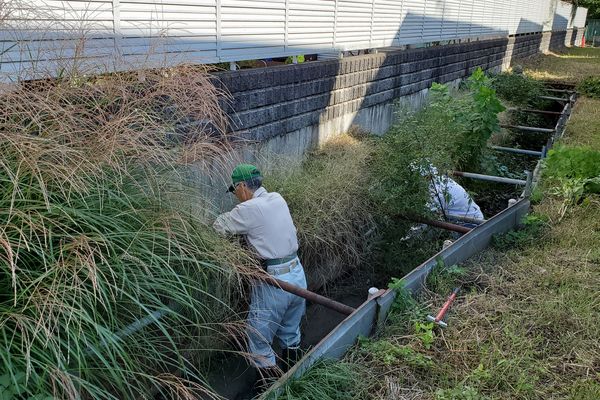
left=227, top=164, right=262, bottom=192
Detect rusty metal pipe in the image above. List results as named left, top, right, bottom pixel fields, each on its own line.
left=398, top=214, right=472, bottom=234
left=262, top=275, right=356, bottom=316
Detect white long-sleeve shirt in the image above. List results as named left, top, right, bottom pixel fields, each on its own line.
left=213, top=187, right=299, bottom=260
left=428, top=175, right=484, bottom=220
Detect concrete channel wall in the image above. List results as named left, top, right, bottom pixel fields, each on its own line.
left=215, top=29, right=582, bottom=161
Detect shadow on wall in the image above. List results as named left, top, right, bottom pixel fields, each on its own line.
left=0, top=10, right=574, bottom=211
left=346, top=14, right=574, bottom=137
left=195, top=13, right=570, bottom=210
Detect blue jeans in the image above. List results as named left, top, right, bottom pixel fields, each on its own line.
left=247, top=258, right=307, bottom=368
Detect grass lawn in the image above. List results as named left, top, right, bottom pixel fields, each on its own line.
left=275, top=48, right=600, bottom=400
left=521, top=47, right=600, bottom=84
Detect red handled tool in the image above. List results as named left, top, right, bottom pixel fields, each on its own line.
left=427, top=287, right=460, bottom=328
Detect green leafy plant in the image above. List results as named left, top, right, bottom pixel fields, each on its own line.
left=388, top=278, right=419, bottom=314
left=453, top=68, right=506, bottom=171
left=545, top=145, right=600, bottom=185
left=544, top=145, right=600, bottom=217
left=435, top=385, right=488, bottom=400
left=549, top=177, right=600, bottom=218
left=358, top=337, right=433, bottom=369
left=577, top=76, right=600, bottom=99
left=492, top=213, right=548, bottom=250
left=414, top=322, right=435, bottom=349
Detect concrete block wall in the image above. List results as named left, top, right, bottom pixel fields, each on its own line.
left=211, top=30, right=577, bottom=161
left=198, top=29, right=581, bottom=213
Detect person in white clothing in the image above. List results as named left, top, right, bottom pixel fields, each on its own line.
left=422, top=164, right=484, bottom=221
left=213, top=164, right=307, bottom=395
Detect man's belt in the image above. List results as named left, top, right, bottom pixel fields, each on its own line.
left=264, top=253, right=298, bottom=267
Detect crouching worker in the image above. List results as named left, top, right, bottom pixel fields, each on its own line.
left=423, top=164, right=484, bottom=224
left=213, top=164, right=307, bottom=395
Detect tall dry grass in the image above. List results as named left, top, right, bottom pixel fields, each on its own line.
left=265, top=135, right=377, bottom=290
left=0, top=2, right=266, bottom=397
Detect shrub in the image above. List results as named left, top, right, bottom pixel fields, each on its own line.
left=454, top=69, right=506, bottom=171
left=544, top=145, right=600, bottom=194
left=577, top=76, right=600, bottom=99
left=370, top=68, right=505, bottom=217
left=491, top=72, right=548, bottom=107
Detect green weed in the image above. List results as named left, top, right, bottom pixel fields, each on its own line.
left=577, top=76, right=600, bottom=98
left=492, top=213, right=548, bottom=250
left=435, top=385, right=487, bottom=400
left=544, top=145, right=600, bottom=217
left=358, top=337, right=433, bottom=369
left=545, top=145, right=600, bottom=182
left=491, top=71, right=548, bottom=107
left=273, top=360, right=370, bottom=400
left=426, top=259, right=467, bottom=295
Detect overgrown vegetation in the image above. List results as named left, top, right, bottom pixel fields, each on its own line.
left=272, top=360, right=372, bottom=400
left=276, top=48, right=600, bottom=400
left=0, top=67, right=260, bottom=399
left=577, top=76, right=600, bottom=98
left=544, top=145, right=600, bottom=218
left=371, top=68, right=505, bottom=217
left=491, top=71, right=548, bottom=107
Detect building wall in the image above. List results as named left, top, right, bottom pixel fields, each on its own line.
left=0, top=1, right=588, bottom=82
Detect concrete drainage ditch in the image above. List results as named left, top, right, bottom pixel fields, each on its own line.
left=259, top=85, right=577, bottom=400
left=94, top=82, right=577, bottom=400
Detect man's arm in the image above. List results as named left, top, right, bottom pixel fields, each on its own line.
left=213, top=203, right=257, bottom=235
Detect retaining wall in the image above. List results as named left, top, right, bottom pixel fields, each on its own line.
left=214, top=29, right=582, bottom=161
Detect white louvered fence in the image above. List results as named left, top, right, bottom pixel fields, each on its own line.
left=0, top=0, right=588, bottom=81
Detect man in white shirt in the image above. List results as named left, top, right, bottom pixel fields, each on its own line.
left=213, top=164, right=307, bottom=393
left=427, top=166, right=485, bottom=222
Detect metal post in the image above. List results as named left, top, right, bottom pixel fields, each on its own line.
left=500, top=124, right=555, bottom=134
left=539, top=95, right=570, bottom=102
left=452, top=171, right=527, bottom=186
left=490, top=145, right=543, bottom=157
